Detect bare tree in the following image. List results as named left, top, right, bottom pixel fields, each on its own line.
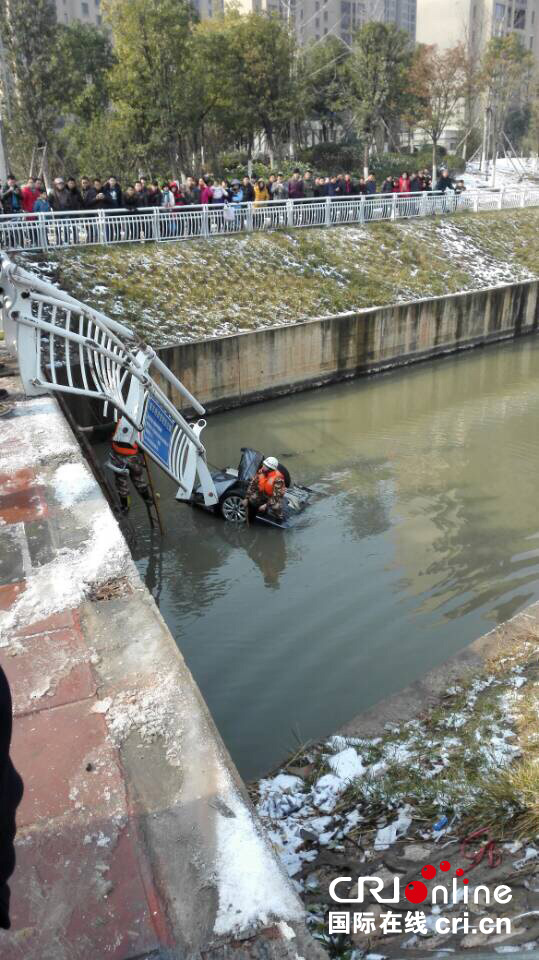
left=407, top=44, right=468, bottom=184
left=480, top=33, right=533, bottom=187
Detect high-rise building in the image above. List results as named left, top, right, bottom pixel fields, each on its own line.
left=289, top=0, right=416, bottom=46
left=417, top=0, right=539, bottom=57
left=415, top=1, right=539, bottom=154
left=239, top=0, right=415, bottom=46
left=54, top=0, right=103, bottom=27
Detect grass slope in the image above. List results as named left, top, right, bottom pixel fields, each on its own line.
left=21, top=208, right=539, bottom=347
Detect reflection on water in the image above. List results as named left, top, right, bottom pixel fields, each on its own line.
left=127, top=336, right=539, bottom=779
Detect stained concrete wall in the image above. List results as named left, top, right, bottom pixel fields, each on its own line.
left=157, top=279, right=539, bottom=413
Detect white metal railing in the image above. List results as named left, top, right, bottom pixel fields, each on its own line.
left=0, top=252, right=218, bottom=505
left=0, top=187, right=537, bottom=253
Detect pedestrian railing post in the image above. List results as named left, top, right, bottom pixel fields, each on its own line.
left=473, top=192, right=479, bottom=213
left=98, top=210, right=106, bottom=245
left=245, top=202, right=253, bottom=232
left=521, top=190, right=526, bottom=208
left=153, top=208, right=160, bottom=241
left=360, top=195, right=365, bottom=224
left=325, top=197, right=331, bottom=227
left=202, top=205, right=209, bottom=238
left=420, top=192, right=427, bottom=218
left=38, top=213, right=48, bottom=250
left=498, top=189, right=504, bottom=210
left=391, top=194, right=397, bottom=221
left=286, top=199, right=294, bottom=228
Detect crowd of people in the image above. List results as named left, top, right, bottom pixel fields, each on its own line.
left=0, top=166, right=466, bottom=217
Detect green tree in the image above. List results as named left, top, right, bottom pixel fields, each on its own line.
left=53, top=22, right=116, bottom=175
left=347, top=22, right=412, bottom=176
left=228, top=13, right=297, bottom=166
left=0, top=0, right=61, bottom=181
left=103, top=0, right=198, bottom=176
left=55, top=22, right=115, bottom=121
left=298, top=36, right=349, bottom=145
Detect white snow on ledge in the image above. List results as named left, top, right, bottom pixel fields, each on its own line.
left=0, top=507, right=132, bottom=645
left=0, top=396, right=77, bottom=474
left=0, top=395, right=133, bottom=644
left=52, top=461, right=97, bottom=507
left=213, top=768, right=303, bottom=937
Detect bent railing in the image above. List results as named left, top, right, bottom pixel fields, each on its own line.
left=0, top=187, right=537, bottom=253
left=0, top=252, right=218, bottom=505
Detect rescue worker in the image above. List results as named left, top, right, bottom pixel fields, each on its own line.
left=110, top=420, right=153, bottom=515
left=244, top=456, right=286, bottom=521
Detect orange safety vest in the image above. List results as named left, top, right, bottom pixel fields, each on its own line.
left=257, top=469, right=284, bottom=498
left=111, top=423, right=138, bottom=457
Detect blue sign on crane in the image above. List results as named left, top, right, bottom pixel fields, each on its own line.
left=142, top=396, right=175, bottom=469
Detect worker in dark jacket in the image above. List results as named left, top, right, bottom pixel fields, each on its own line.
left=287, top=169, right=304, bottom=200
left=66, top=177, right=83, bottom=210
left=102, top=176, right=123, bottom=241
left=1, top=176, right=23, bottom=214
left=80, top=177, right=97, bottom=209
left=0, top=666, right=23, bottom=930
left=102, top=176, right=123, bottom=208
left=435, top=169, right=455, bottom=193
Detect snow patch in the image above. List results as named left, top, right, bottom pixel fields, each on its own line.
left=213, top=768, right=303, bottom=936
left=374, top=807, right=413, bottom=851
left=0, top=507, right=131, bottom=645
left=0, top=397, right=76, bottom=474
left=328, top=747, right=365, bottom=781
left=52, top=461, right=96, bottom=507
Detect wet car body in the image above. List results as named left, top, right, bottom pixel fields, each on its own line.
left=190, top=447, right=311, bottom=527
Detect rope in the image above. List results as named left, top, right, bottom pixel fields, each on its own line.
left=460, top=827, right=502, bottom=869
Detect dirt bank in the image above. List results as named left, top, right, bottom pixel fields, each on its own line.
left=252, top=602, right=539, bottom=958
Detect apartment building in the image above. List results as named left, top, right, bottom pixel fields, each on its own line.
left=415, top=1, right=539, bottom=154
left=54, top=0, right=103, bottom=26
left=417, top=0, right=539, bottom=56
left=245, top=0, right=415, bottom=45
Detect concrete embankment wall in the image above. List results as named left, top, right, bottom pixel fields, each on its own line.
left=158, top=279, right=539, bottom=412
left=0, top=352, right=322, bottom=960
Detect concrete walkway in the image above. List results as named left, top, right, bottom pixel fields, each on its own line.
left=0, top=350, right=325, bottom=959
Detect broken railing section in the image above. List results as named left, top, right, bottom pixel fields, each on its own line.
left=0, top=253, right=218, bottom=505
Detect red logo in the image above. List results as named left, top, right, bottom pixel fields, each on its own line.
left=404, top=862, right=468, bottom=905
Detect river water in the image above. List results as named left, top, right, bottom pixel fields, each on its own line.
left=128, top=337, right=539, bottom=780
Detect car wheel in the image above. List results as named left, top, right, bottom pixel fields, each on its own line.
left=220, top=493, right=248, bottom=523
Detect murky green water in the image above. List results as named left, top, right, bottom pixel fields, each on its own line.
left=129, top=337, right=539, bottom=779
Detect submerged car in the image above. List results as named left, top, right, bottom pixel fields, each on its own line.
left=189, top=447, right=311, bottom=527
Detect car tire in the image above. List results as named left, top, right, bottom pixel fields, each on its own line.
left=220, top=492, right=248, bottom=524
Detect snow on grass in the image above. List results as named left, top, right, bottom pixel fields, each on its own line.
left=255, top=640, right=539, bottom=898
left=373, top=806, right=412, bottom=851
left=464, top=157, right=539, bottom=193
left=436, top=218, right=534, bottom=288
left=327, top=746, right=366, bottom=780
left=18, top=206, right=539, bottom=348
